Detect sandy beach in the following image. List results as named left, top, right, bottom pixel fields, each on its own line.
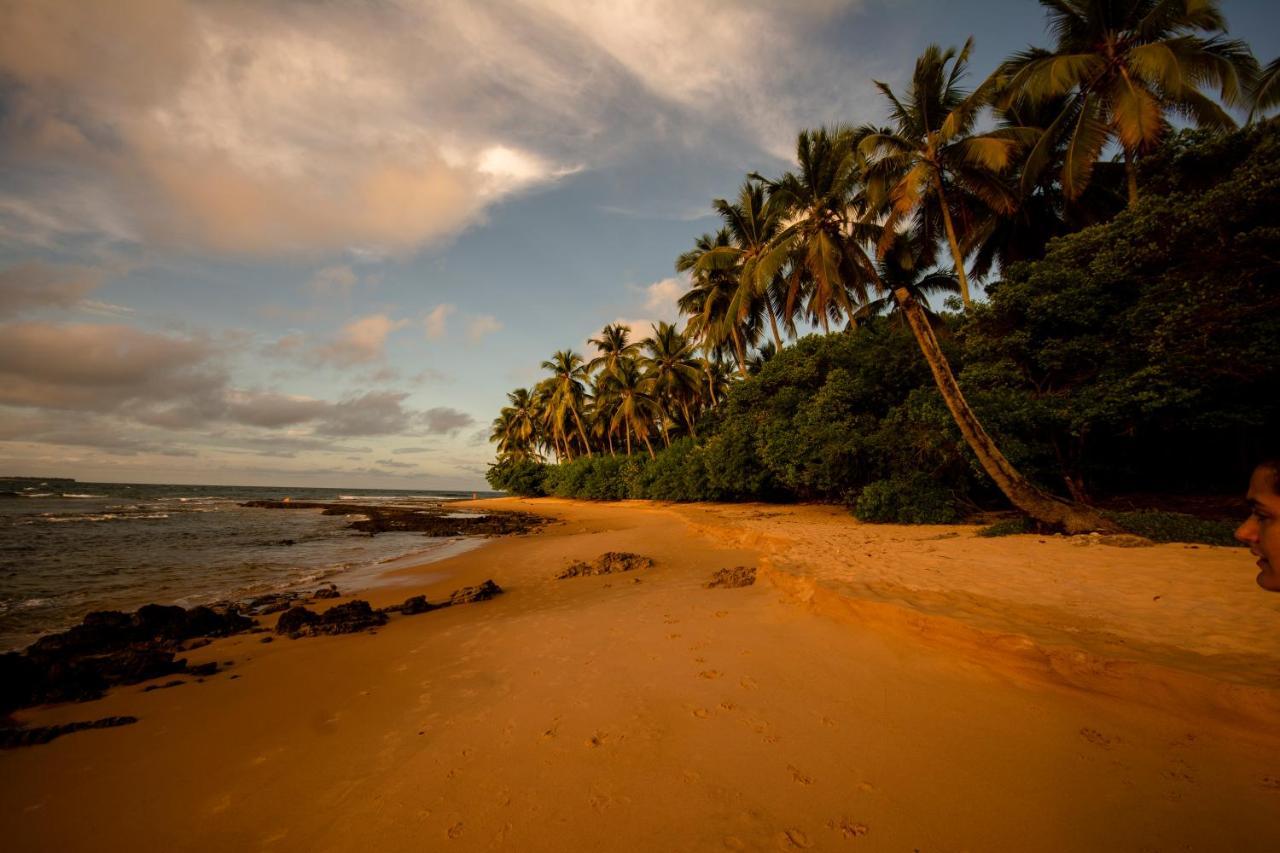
left=2, top=497, right=1279, bottom=852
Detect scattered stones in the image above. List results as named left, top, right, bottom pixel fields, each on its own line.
left=245, top=592, right=302, bottom=615
left=142, top=680, right=186, bottom=692
left=311, top=584, right=341, bottom=600
left=187, top=662, right=220, bottom=677
left=447, top=580, right=503, bottom=605
left=556, top=552, right=654, bottom=580
left=275, top=606, right=319, bottom=636
left=704, top=566, right=757, bottom=588
left=0, top=715, right=139, bottom=749
left=397, top=595, right=435, bottom=615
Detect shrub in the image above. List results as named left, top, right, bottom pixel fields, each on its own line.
left=853, top=474, right=961, bottom=524
left=977, top=517, right=1035, bottom=537
left=485, top=458, right=548, bottom=496
left=1104, top=510, right=1239, bottom=547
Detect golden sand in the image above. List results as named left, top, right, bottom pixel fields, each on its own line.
left=2, top=498, right=1278, bottom=852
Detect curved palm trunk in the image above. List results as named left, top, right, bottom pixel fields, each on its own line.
left=570, top=407, right=592, bottom=457
left=678, top=399, right=698, bottom=439
left=933, top=173, right=973, bottom=309
left=641, top=431, right=656, bottom=459
left=894, top=287, right=1119, bottom=534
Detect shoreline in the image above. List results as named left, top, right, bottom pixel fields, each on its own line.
left=3, top=497, right=1278, bottom=851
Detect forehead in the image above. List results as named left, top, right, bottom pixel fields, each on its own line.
left=1247, top=467, right=1280, bottom=506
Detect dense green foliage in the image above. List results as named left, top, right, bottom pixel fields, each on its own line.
left=490, top=123, right=1280, bottom=528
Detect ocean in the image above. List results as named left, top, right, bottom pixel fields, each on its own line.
left=0, top=477, right=500, bottom=652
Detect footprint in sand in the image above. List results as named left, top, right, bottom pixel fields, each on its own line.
left=1079, top=727, right=1113, bottom=749
left=826, top=818, right=869, bottom=839
left=446, top=822, right=463, bottom=839
left=666, top=633, right=682, bottom=640
left=777, top=828, right=812, bottom=849
left=693, top=708, right=712, bottom=719
left=586, top=731, right=609, bottom=748
left=699, top=670, right=722, bottom=680
left=1261, top=775, right=1280, bottom=790
left=722, top=837, right=746, bottom=850
left=787, top=765, right=814, bottom=785
left=739, top=676, right=758, bottom=690
left=719, top=701, right=737, bottom=711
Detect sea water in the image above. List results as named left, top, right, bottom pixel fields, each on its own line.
left=0, top=478, right=499, bottom=652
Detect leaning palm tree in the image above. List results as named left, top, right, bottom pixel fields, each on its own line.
left=638, top=321, right=705, bottom=441
left=992, top=0, right=1256, bottom=206
left=860, top=38, right=1029, bottom=308
left=694, top=180, right=791, bottom=349
left=490, top=387, right=541, bottom=461
left=852, top=234, right=960, bottom=328
left=540, top=350, right=593, bottom=458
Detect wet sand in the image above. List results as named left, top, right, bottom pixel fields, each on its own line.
left=2, top=498, right=1278, bottom=852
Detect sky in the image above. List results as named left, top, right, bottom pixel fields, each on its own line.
left=1, top=0, right=1276, bottom=490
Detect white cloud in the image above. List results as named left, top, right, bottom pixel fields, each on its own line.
left=466, top=313, right=502, bottom=343
left=424, top=303, right=456, bottom=340
left=642, top=275, right=685, bottom=316
left=0, top=0, right=878, bottom=255
left=307, top=264, right=360, bottom=296
left=313, top=313, right=408, bottom=365
left=0, top=261, right=104, bottom=318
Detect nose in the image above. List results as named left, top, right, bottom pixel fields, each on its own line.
left=1236, top=516, right=1259, bottom=546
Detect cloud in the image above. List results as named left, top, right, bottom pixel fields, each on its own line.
left=307, top=265, right=359, bottom=297
left=0, top=261, right=104, bottom=318
left=392, top=446, right=432, bottom=454
left=0, top=412, right=198, bottom=457
left=313, top=390, right=417, bottom=437
left=375, top=458, right=415, bottom=469
left=313, top=314, right=408, bottom=366
left=420, top=407, right=474, bottom=435
left=0, top=0, right=877, bottom=256
left=642, top=276, right=685, bottom=317
left=424, top=303, right=456, bottom=340
left=466, top=314, right=502, bottom=343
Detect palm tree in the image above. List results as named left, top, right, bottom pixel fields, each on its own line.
left=490, top=387, right=541, bottom=461
left=1249, top=56, right=1280, bottom=121
left=860, top=38, right=1029, bottom=308
left=677, top=230, right=759, bottom=375
left=601, top=358, right=659, bottom=458
left=588, top=323, right=640, bottom=377
left=746, top=341, right=778, bottom=375
left=639, top=321, right=705, bottom=441
left=755, top=126, right=873, bottom=332
left=992, top=0, right=1256, bottom=206
left=540, top=350, right=593, bottom=458
left=694, top=180, right=791, bottom=349
left=852, top=234, right=960, bottom=328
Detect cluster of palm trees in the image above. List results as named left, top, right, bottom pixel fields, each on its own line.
left=492, top=1, right=1276, bottom=532
left=490, top=322, right=726, bottom=463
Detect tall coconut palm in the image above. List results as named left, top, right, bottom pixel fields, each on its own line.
left=490, top=387, right=541, bottom=461
left=860, top=38, right=1030, bottom=308
left=677, top=230, right=759, bottom=375
left=992, top=0, right=1256, bottom=206
left=755, top=126, right=873, bottom=332
left=694, top=180, right=791, bottom=349
left=1249, top=56, right=1280, bottom=121
left=851, top=234, right=961, bottom=328
left=540, top=350, right=592, bottom=458
left=639, top=321, right=705, bottom=440
left=601, top=358, right=659, bottom=458
left=587, top=323, right=640, bottom=377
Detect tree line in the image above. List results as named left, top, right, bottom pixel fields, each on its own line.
left=490, top=1, right=1279, bottom=532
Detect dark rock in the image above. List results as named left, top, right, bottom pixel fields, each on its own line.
left=0, top=715, right=139, bottom=749
left=247, top=592, right=300, bottom=615
left=312, top=600, right=388, bottom=635
left=260, top=636, right=274, bottom=644
left=704, top=566, right=757, bottom=589
left=187, top=662, right=219, bottom=677
left=183, top=638, right=212, bottom=651
left=241, top=500, right=546, bottom=537
left=556, top=552, right=654, bottom=579
left=398, top=595, right=433, bottom=615
left=311, top=584, right=341, bottom=600
left=275, top=606, right=319, bottom=635
left=446, top=580, right=503, bottom=605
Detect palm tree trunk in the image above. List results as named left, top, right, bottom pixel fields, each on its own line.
left=571, top=407, right=592, bottom=457
left=766, top=302, right=783, bottom=350
left=933, top=173, right=972, bottom=309
left=893, top=287, right=1119, bottom=534
left=679, top=399, right=698, bottom=439
left=1124, top=148, right=1139, bottom=207
left=624, top=425, right=632, bottom=457
left=729, top=327, right=749, bottom=377
left=642, top=432, right=656, bottom=459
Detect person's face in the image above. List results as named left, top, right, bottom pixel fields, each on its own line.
left=1236, top=466, right=1280, bottom=592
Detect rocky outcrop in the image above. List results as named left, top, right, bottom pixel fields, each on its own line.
left=275, top=600, right=388, bottom=637
left=556, top=552, right=654, bottom=579
left=0, top=715, right=139, bottom=749
left=240, top=500, right=546, bottom=537
left=705, top=566, right=757, bottom=588
left=0, top=604, right=255, bottom=714
left=446, top=580, right=503, bottom=604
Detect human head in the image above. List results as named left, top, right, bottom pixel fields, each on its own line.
left=1236, top=458, right=1280, bottom=592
